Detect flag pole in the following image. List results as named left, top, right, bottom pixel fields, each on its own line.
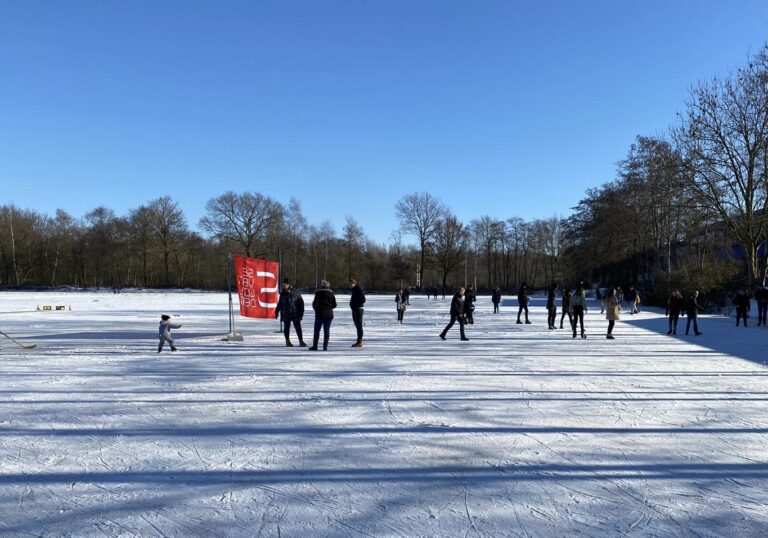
left=275, top=247, right=283, bottom=333
left=227, top=252, right=244, bottom=341
left=228, top=252, right=233, bottom=334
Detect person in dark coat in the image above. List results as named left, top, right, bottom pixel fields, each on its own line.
left=516, top=283, right=530, bottom=324
left=571, top=286, right=587, bottom=339
left=755, top=286, right=768, bottom=326
left=395, top=288, right=407, bottom=324
left=734, top=289, right=751, bottom=327
left=685, top=290, right=704, bottom=336
left=665, top=290, right=684, bottom=335
left=559, top=287, right=572, bottom=329
left=275, top=278, right=306, bottom=347
left=464, top=284, right=476, bottom=324
left=491, top=288, right=501, bottom=314
left=158, top=314, right=181, bottom=352
left=546, top=285, right=558, bottom=329
left=440, top=287, right=469, bottom=341
left=349, top=278, right=366, bottom=347
left=310, top=280, right=337, bottom=350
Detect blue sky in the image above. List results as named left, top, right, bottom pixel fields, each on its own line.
left=1, top=1, right=766, bottom=243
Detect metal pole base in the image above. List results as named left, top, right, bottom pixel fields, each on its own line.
left=226, top=332, right=244, bottom=342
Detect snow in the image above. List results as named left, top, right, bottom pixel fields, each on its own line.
left=1, top=290, right=767, bottom=536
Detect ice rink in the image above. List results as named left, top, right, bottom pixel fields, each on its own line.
left=1, top=290, right=767, bottom=536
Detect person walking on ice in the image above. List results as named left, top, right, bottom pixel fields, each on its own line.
left=734, top=289, right=751, bottom=327
left=275, top=278, right=306, bottom=347
left=310, top=280, right=337, bottom=351
left=755, top=285, right=768, bottom=326
left=395, top=287, right=407, bottom=324
left=560, top=287, right=572, bottom=329
left=685, top=290, right=704, bottom=336
left=571, top=285, right=587, bottom=338
left=516, top=283, right=531, bottom=324
left=666, top=290, right=684, bottom=335
left=440, top=287, right=469, bottom=341
left=349, top=278, right=366, bottom=347
left=604, top=288, right=621, bottom=339
left=546, top=284, right=558, bottom=330
left=464, top=284, right=476, bottom=324
left=158, top=314, right=181, bottom=352
left=491, top=288, right=501, bottom=313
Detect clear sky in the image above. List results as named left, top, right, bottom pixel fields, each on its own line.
left=1, top=1, right=766, bottom=243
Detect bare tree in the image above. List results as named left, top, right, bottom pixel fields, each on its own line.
left=343, top=216, right=365, bottom=280
left=149, top=196, right=187, bottom=287
left=388, top=231, right=413, bottom=288
left=470, top=216, right=505, bottom=288
left=0, top=205, right=21, bottom=286
left=539, top=217, right=565, bottom=285
left=286, top=197, right=308, bottom=283
left=674, top=46, right=768, bottom=282
left=129, top=205, right=157, bottom=287
left=199, top=191, right=283, bottom=258
left=395, top=192, right=446, bottom=288
left=433, top=213, right=469, bottom=296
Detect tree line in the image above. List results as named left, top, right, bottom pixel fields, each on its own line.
left=2, top=46, right=766, bottom=305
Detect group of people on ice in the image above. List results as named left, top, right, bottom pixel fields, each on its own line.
left=439, top=283, right=713, bottom=341
left=156, top=279, right=768, bottom=352
left=732, top=287, right=768, bottom=328
left=271, top=277, right=367, bottom=350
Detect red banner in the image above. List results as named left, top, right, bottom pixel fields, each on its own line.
left=233, top=256, right=280, bottom=318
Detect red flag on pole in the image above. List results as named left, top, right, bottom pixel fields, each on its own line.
left=232, top=256, right=280, bottom=318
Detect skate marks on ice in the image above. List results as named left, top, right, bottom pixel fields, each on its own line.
left=0, top=291, right=766, bottom=536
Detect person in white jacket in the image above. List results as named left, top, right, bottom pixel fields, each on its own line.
left=158, top=314, right=181, bottom=353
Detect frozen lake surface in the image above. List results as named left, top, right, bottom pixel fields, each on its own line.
left=1, top=290, right=767, bottom=536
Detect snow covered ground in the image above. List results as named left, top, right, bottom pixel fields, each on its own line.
left=0, top=290, right=767, bottom=537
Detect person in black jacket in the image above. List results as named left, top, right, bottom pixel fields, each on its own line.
left=756, top=286, right=768, bottom=326
left=685, top=290, right=704, bottom=336
left=464, top=284, right=476, bottom=324
left=516, top=284, right=531, bottom=324
left=491, top=288, right=501, bottom=314
left=395, top=288, right=406, bottom=324
left=349, top=278, right=366, bottom=347
left=734, top=289, right=751, bottom=327
left=275, top=279, right=306, bottom=347
left=440, top=287, right=469, bottom=341
left=571, top=285, right=587, bottom=339
left=665, top=290, right=684, bottom=335
left=310, top=280, right=337, bottom=350
left=546, top=285, right=558, bottom=329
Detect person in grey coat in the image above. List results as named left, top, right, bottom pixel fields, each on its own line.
left=158, top=314, right=181, bottom=352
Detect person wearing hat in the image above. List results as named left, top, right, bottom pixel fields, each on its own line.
left=158, top=314, right=181, bottom=353
left=310, top=280, right=337, bottom=350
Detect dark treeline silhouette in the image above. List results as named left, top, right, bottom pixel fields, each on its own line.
left=2, top=46, right=766, bottom=304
